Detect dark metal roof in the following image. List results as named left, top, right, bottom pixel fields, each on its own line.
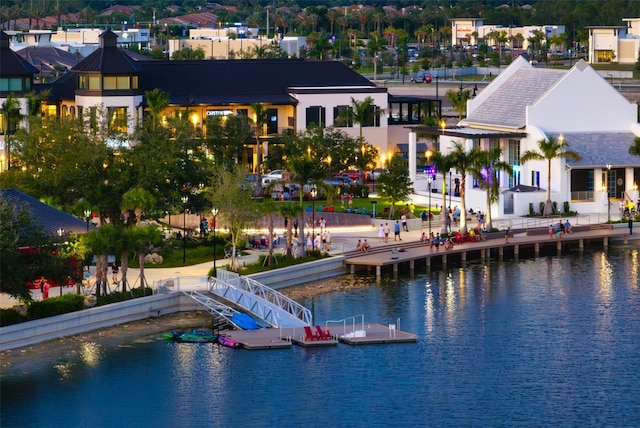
left=0, top=189, right=96, bottom=236
left=0, top=30, right=38, bottom=76
left=389, top=95, right=438, bottom=103
left=138, top=59, right=376, bottom=106
left=502, top=184, right=546, bottom=193
left=71, top=30, right=140, bottom=74
left=38, top=71, right=77, bottom=100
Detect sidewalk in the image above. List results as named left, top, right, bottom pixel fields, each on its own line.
left=0, top=223, right=431, bottom=309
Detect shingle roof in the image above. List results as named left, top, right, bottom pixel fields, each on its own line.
left=0, top=189, right=96, bottom=236
left=0, top=31, right=38, bottom=77
left=139, top=59, right=377, bottom=105
left=464, top=67, right=566, bottom=129
left=550, top=132, right=638, bottom=169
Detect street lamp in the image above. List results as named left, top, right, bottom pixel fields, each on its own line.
left=57, top=228, right=65, bottom=296
left=84, top=209, right=91, bottom=233
left=181, top=195, right=188, bottom=264
left=606, top=163, right=612, bottom=223
left=310, top=187, right=317, bottom=249
left=211, top=208, right=219, bottom=275
left=427, top=176, right=433, bottom=234
left=440, top=119, right=446, bottom=134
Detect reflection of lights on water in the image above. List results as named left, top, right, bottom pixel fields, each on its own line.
left=599, top=253, right=614, bottom=301
left=631, top=249, right=638, bottom=290
left=54, top=361, right=74, bottom=379
left=423, top=280, right=434, bottom=331
left=79, top=342, right=103, bottom=366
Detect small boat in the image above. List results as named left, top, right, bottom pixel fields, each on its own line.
left=164, top=330, right=218, bottom=343
left=217, top=335, right=242, bottom=349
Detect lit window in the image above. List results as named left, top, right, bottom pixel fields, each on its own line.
left=108, top=107, right=128, bottom=133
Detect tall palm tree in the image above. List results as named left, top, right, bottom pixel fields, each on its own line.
left=251, top=102, right=269, bottom=196
left=1, top=93, right=23, bottom=170
left=470, top=148, right=513, bottom=231
left=431, top=151, right=456, bottom=232
left=520, top=136, right=581, bottom=216
left=146, top=88, right=169, bottom=131
left=450, top=142, right=479, bottom=233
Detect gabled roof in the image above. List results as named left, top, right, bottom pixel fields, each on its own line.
left=0, top=31, right=38, bottom=77
left=551, top=132, right=638, bottom=169
left=71, top=30, right=140, bottom=74
left=0, top=189, right=96, bottom=236
left=138, top=59, right=377, bottom=105
left=463, top=66, right=565, bottom=129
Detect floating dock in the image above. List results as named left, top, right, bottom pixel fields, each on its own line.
left=218, top=323, right=417, bottom=350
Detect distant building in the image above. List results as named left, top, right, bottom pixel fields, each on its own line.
left=587, top=18, right=640, bottom=64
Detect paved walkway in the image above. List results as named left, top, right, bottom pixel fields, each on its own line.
left=2, top=215, right=637, bottom=309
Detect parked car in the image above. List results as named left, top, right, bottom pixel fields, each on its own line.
left=261, top=170, right=284, bottom=186
left=337, top=170, right=361, bottom=181
left=323, top=176, right=355, bottom=187
left=366, top=168, right=385, bottom=181
left=411, top=71, right=432, bottom=83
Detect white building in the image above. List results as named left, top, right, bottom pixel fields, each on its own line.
left=409, top=56, right=640, bottom=222
left=587, top=18, right=640, bottom=64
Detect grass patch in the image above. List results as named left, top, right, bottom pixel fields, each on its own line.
left=237, top=250, right=330, bottom=275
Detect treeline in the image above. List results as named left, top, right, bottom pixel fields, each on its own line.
left=1, top=0, right=639, bottom=45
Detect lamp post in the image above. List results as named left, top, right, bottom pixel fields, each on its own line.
left=84, top=209, right=91, bottom=233
left=427, top=176, right=433, bottom=234
left=57, top=227, right=64, bottom=296
left=181, top=195, right=188, bottom=264
left=310, top=187, right=317, bottom=249
left=606, top=163, right=612, bottom=223
left=211, top=208, right=218, bottom=275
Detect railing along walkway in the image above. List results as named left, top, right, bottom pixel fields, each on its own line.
left=182, top=290, right=244, bottom=330
left=210, top=270, right=312, bottom=328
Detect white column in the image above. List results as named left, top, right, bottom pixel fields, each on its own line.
left=409, top=131, right=417, bottom=189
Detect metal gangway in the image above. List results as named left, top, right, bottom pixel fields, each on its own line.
left=182, top=290, right=245, bottom=330
left=210, top=270, right=312, bottom=328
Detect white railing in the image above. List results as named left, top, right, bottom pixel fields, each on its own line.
left=182, top=290, right=243, bottom=330
left=325, top=314, right=366, bottom=337
left=211, top=270, right=312, bottom=327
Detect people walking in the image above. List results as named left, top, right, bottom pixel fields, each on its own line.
left=394, top=221, right=401, bottom=241
left=504, top=227, right=510, bottom=243
left=383, top=223, right=390, bottom=243
left=629, top=216, right=634, bottom=235
left=401, top=214, right=408, bottom=232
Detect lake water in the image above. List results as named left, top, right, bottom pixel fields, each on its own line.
left=2, top=245, right=640, bottom=427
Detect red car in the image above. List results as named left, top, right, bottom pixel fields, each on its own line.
left=337, top=170, right=361, bottom=181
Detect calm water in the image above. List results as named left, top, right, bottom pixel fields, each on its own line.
left=2, top=246, right=640, bottom=427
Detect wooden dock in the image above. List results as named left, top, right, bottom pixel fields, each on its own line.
left=219, top=323, right=417, bottom=349
left=344, top=227, right=633, bottom=277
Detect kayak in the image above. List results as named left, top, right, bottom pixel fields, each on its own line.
left=217, top=335, right=242, bottom=349
left=164, top=330, right=218, bottom=343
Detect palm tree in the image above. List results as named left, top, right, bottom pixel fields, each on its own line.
left=520, top=136, right=581, bottom=216
left=146, top=88, right=169, bottom=131
left=629, top=136, right=640, bottom=157
left=251, top=102, right=269, bottom=196
left=446, top=89, right=472, bottom=120
left=470, top=148, right=513, bottom=231
left=431, top=151, right=456, bottom=232
left=450, top=142, right=479, bottom=233
left=1, top=93, right=23, bottom=170
left=121, top=187, right=156, bottom=225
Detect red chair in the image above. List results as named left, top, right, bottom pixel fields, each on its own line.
left=315, top=325, right=331, bottom=340
left=454, top=233, right=463, bottom=244
left=304, top=326, right=317, bottom=341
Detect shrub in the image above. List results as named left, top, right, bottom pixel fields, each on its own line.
left=0, top=308, right=26, bottom=327
left=563, top=201, right=570, bottom=214
left=27, top=294, right=86, bottom=320
left=96, top=287, right=152, bottom=306
left=539, top=202, right=545, bottom=214
left=529, top=203, right=535, bottom=216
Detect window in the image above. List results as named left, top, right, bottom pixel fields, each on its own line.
left=333, top=106, right=352, bottom=127
left=0, top=77, right=24, bottom=92
left=508, top=139, right=520, bottom=188
left=108, top=107, right=128, bottom=133
left=43, top=105, right=57, bottom=119
left=489, top=138, right=500, bottom=151
left=116, top=76, right=130, bottom=90
left=88, top=76, right=101, bottom=90
left=103, top=76, right=117, bottom=90
left=266, top=108, right=278, bottom=134
left=78, top=74, right=87, bottom=89
left=306, top=106, right=326, bottom=127
left=360, top=105, right=382, bottom=127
